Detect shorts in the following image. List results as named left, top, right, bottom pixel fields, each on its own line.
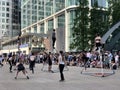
left=96, top=43, right=101, bottom=47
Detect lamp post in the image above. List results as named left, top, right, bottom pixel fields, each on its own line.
left=17, top=34, right=21, bottom=55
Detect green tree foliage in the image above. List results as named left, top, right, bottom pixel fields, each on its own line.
left=70, top=0, right=89, bottom=51
left=108, top=0, right=120, bottom=26
left=89, top=5, right=109, bottom=47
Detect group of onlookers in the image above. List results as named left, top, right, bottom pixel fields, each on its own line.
left=0, top=49, right=119, bottom=80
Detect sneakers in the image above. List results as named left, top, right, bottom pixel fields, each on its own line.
left=15, top=77, right=17, bottom=79
left=27, top=76, right=29, bottom=79
left=59, top=80, right=65, bottom=82
left=14, top=76, right=29, bottom=79
left=10, top=71, right=13, bottom=73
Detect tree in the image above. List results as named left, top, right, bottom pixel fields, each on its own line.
left=70, top=0, right=89, bottom=51
left=108, top=0, right=120, bottom=26
left=89, top=4, right=109, bottom=47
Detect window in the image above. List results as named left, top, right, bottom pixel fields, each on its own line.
left=2, top=13, right=5, bottom=17
left=2, top=25, right=5, bottom=29
left=6, top=2, right=9, bottom=6
left=6, top=19, right=9, bottom=23
left=2, top=1, right=5, bottom=5
left=2, top=7, right=5, bottom=11
left=6, top=8, right=9, bottom=11
left=6, top=13, right=9, bottom=17
left=2, top=19, right=5, bottom=23
left=6, top=25, right=9, bottom=29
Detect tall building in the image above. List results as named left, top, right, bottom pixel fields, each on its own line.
left=0, top=0, right=21, bottom=40
left=21, top=0, right=108, bottom=52
left=1, top=0, right=109, bottom=54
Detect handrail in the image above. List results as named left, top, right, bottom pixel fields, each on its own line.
left=101, top=21, right=120, bottom=43
left=105, top=31, right=120, bottom=50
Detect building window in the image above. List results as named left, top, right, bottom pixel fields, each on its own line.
left=2, top=19, right=5, bottom=23
left=2, top=7, right=5, bottom=11
left=6, top=25, right=9, bottom=29
left=2, top=1, right=5, bottom=5
left=40, top=23, right=44, bottom=33
left=6, top=19, right=9, bottom=23
left=6, top=8, right=9, bottom=11
left=2, top=13, right=5, bottom=17
left=2, top=25, right=5, bottom=29
left=34, top=25, right=37, bottom=33
left=6, top=13, right=9, bottom=17
left=48, top=19, right=53, bottom=31
left=6, top=2, right=9, bottom=6
left=58, top=14, right=65, bottom=27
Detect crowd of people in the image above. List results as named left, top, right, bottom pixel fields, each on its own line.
left=0, top=32, right=119, bottom=81
left=0, top=49, right=119, bottom=80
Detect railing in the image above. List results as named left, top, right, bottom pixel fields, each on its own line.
left=101, top=21, right=120, bottom=43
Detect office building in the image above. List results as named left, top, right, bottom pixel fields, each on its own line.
left=1, top=0, right=109, bottom=54
left=0, top=0, right=21, bottom=50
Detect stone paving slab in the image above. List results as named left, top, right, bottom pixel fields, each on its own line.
left=0, top=64, right=120, bottom=90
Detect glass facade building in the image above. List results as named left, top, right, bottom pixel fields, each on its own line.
left=0, top=0, right=21, bottom=39
left=21, top=0, right=108, bottom=52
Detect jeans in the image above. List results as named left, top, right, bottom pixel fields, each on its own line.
left=59, top=64, right=65, bottom=80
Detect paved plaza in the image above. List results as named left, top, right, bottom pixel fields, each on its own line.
left=0, top=64, right=120, bottom=90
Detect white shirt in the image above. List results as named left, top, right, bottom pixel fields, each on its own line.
left=30, top=55, right=35, bottom=61
left=58, top=54, right=65, bottom=65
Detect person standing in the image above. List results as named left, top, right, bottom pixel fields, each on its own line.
left=52, top=29, right=56, bottom=49
left=48, top=52, right=52, bottom=72
left=58, top=51, right=66, bottom=82
left=29, top=53, right=36, bottom=74
left=8, top=53, right=13, bottom=73
left=15, top=59, right=29, bottom=79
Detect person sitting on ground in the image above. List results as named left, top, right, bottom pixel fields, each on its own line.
left=15, top=59, right=29, bottom=79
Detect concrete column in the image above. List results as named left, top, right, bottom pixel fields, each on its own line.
left=44, top=20, right=48, bottom=34
left=53, top=16, right=57, bottom=29
left=65, top=10, right=69, bottom=52
left=37, top=24, right=41, bottom=33
left=31, top=27, right=34, bottom=33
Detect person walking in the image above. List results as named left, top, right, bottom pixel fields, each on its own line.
left=58, top=51, right=66, bottom=82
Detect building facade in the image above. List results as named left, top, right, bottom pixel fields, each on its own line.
left=21, top=0, right=108, bottom=52
left=0, top=0, right=21, bottom=39
left=1, top=0, right=108, bottom=54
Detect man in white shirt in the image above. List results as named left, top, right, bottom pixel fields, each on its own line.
left=58, top=51, right=65, bottom=82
